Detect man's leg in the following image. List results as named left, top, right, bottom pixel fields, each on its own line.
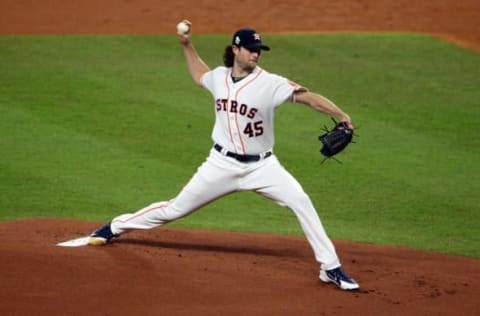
left=241, top=156, right=340, bottom=270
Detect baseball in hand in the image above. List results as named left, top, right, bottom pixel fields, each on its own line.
left=176, top=22, right=190, bottom=34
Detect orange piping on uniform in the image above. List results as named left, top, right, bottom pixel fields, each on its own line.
left=224, top=71, right=236, bottom=152
left=112, top=202, right=169, bottom=223
left=233, top=69, right=263, bottom=154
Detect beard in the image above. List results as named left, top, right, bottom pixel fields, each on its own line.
left=239, top=59, right=257, bottom=73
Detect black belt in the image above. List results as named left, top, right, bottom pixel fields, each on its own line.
left=214, top=144, right=272, bottom=163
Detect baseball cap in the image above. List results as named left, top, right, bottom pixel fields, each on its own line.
left=232, top=28, right=270, bottom=51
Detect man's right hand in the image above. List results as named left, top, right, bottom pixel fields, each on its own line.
left=177, top=20, right=192, bottom=46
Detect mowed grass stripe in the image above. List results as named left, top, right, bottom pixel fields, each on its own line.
left=0, top=33, right=478, bottom=257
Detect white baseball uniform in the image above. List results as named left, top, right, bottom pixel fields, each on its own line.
left=110, top=65, right=341, bottom=270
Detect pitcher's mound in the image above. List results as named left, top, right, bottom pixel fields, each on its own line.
left=0, top=218, right=478, bottom=315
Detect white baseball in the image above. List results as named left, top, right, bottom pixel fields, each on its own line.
left=176, top=22, right=190, bottom=34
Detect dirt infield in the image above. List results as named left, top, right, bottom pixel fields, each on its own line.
left=1, top=1, right=479, bottom=315
left=1, top=0, right=480, bottom=51
left=1, top=218, right=479, bottom=316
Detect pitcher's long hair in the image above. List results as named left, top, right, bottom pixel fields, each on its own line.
left=223, top=45, right=234, bottom=67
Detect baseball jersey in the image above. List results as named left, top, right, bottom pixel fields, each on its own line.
left=201, top=66, right=306, bottom=155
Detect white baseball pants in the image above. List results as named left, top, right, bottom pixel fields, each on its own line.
left=110, top=148, right=341, bottom=270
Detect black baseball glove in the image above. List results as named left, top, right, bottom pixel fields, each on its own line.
left=318, top=119, right=354, bottom=160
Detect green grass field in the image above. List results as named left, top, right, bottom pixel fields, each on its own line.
left=1, top=33, right=478, bottom=258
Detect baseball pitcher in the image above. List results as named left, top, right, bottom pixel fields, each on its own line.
left=88, top=20, right=359, bottom=291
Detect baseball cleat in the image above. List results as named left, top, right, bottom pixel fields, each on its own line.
left=319, top=267, right=360, bottom=291
left=88, top=223, right=117, bottom=246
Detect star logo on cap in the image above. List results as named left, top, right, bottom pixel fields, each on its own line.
left=253, top=33, right=261, bottom=41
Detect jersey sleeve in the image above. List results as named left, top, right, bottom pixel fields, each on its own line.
left=200, top=66, right=227, bottom=95
left=200, top=70, right=214, bottom=92
left=271, top=74, right=308, bottom=106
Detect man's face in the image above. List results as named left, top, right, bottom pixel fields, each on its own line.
left=233, top=46, right=261, bottom=71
